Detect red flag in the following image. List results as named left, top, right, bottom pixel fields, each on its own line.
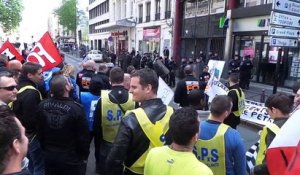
left=266, top=109, right=300, bottom=175
left=284, top=141, right=300, bottom=175
left=0, top=40, right=24, bottom=61
left=27, top=32, right=62, bottom=71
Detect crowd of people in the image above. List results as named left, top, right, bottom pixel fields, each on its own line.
left=0, top=45, right=298, bottom=175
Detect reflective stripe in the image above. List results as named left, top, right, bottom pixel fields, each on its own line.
left=228, top=89, right=245, bottom=117
left=10, top=85, right=42, bottom=109
left=127, top=106, right=174, bottom=174
left=256, top=123, right=280, bottom=165
left=101, top=90, right=135, bottom=143
left=195, top=123, right=229, bottom=175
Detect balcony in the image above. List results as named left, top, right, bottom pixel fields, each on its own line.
left=138, top=17, right=143, bottom=23
left=146, top=15, right=150, bottom=22
left=165, top=11, right=171, bottom=19
left=155, top=13, right=160, bottom=20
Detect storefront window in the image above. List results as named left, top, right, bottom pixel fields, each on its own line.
left=184, top=0, right=209, bottom=18
left=210, top=0, right=224, bottom=14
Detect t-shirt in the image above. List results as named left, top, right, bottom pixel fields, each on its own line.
left=144, top=146, right=213, bottom=175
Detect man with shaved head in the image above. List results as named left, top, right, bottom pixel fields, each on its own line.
left=76, top=60, right=96, bottom=92
left=174, top=64, right=200, bottom=107
left=7, top=60, right=22, bottom=82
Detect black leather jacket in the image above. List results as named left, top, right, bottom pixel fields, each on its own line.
left=37, top=97, right=90, bottom=164
left=105, top=98, right=172, bottom=175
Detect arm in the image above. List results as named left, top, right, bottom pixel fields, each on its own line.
left=75, top=106, right=90, bottom=160
left=228, top=90, right=239, bottom=112
left=22, top=90, right=42, bottom=131
left=105, top=117, right=133, bottom=175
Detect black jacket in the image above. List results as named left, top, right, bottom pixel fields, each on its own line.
left=37, top=97, right=90, bottom=164
left=89, top=72, right=111, bottom=96
left=13, top=75, right=42, bottom=139
left=174, top=75, right=199, bottom=107
left=77, top=69, right=95, bottom=92
left=105, top=98, right=172, bottom=175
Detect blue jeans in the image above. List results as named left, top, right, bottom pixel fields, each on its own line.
left=28, top=136, right=45, bottom=175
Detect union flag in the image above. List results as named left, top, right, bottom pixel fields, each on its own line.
left=0, top=40, right=24, bottom=61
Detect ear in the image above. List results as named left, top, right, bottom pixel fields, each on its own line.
left=192, top=132, right=199, bottom=143
left=145, top=84, right=152, bottom=94
left=12, top=139, right=21, bottom=154
left=27, top=73, right=33, bottom=80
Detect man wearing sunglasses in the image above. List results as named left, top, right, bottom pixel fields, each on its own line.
left=12, top=62, right=45, bottom=175
left=0, top=71, right=17, bottom=105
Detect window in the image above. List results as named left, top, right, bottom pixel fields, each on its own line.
left=156, top=0, right=160, bottom=14
left=146, top=2, right=151, bottom=22
left=139, top=4, right=143, bottom=23
left=210, top=0, right=225, bottom=14
left=125, top=0, right=127, bottom=18
left=165, top=0, right=171, bottom=12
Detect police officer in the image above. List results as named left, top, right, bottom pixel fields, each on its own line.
left=224, top=73, right=245, bottom=129
left=174, top=65, right=199, bottom=107
left=93, top=67, right=136, bottom=174
left=229, top=55, right=240, bottom=74
left=105, top=68, right=174, bottom=175
left=194, top=95, right=246, bottom=175
left=37, top=75, right=90, bottom=175
left=252, top=93, right=292, bottom=175
left=239, top=55, right=253, bottom=89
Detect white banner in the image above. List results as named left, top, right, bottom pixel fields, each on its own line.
left=205, top=78, right=273, bottom=126
left=157, top=77, right=174, bottom=105
left=208, top=60, right=225, bottom=80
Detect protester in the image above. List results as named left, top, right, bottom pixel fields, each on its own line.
left=194, top=95, right=246, bottom=175
left=0, top=71, right=17, bottom=105
left=174, top=64, right=199, bottom=107
left=123, top=73, right=131, bottom=90
left=199, top=65, right=211, bottom=90
left=94, top=67, right=136, bottom=174
left=7, top=60, right=23, bottom=82
left=105, top=68, right=174, bottom=175
left=77, top=60, right=96, bottom=92
left=12, top=62, right=45, bottom=175
left=89, top=63, right=111, bottom=96
left=0, top=54, right=8, bottom=72
left=37, top=75, right=90, bottom=175
left=144, top=107, right=213, bottom=175
left=188, top=89, right=209, bottom=119
left=224, top=73, right=245, bottom=129
left=0, top=106, right=30, bottom=175
left=252, top=93, right=292, bottom=175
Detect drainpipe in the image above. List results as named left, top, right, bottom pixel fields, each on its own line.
left=172, top=0, right=182, bottom=64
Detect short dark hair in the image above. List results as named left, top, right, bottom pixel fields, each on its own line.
left=188, top=89, right=205, bottom=107
left=210, top=95, right=232, bottom=117
left=127, top=65, right=135, bottom=74
left=169, top=107, right=199, bottom=145
left=229, top=73, right=239, bottom=83
left=21, top=62, right=42, bottom=77
left=50, top=75, right=69, bottom=97
left=0, top=106, right=20, bottom=174
left=131, top=68, right=158, bottom=94
left=265, top=93, right=293, bottom=115
left=110, top=67, right=124, bottom=84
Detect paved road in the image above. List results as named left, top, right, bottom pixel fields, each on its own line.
left=64, top=52, right=261, bottom=175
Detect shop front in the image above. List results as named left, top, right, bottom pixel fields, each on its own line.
left=139, top=27, right=161, bottom=55
left=232, top=16, right=298, bottom=87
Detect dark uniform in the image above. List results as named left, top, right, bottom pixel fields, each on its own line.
left=229, top=59, right=240, bottom=74
left=105, top=99, right=173, bottom=175
left=239, top=59, right=253, bottom=89
left=89, top=71, right=111, bottom=96
left=37, top=97, right=90, bottom=175
left=77, top=69, right=95, bottom=92
left=174, top=74, right=200, bottom=107
left=94, top=86, right=136, bottom=174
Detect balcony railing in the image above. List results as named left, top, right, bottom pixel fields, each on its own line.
left=155, top=13, right=160, bottom=20
left=138, top=17, right=143, bottom=23
left=146, top=15, right=150, bottom=22
left=165, top=11, right=171, bottom=19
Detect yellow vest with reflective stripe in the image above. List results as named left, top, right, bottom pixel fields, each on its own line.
left=101, top=90, right=135, bottom=143
left=256, top=123, right=280, bottom=165
left=195, top=123, right=229, bottom=175
left=9, top=85, right=43, bottom=108
left=228, top=89, right=245, bottom=117
left=126, top=106, right=174, bottom=174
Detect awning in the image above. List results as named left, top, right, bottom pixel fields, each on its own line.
left=95, top=19, right=136, bottom=30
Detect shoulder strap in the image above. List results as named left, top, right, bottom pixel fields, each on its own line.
left=18, top=85, right=42, bottom=100
left=108, top=92, right=126, bottom=114
left=265, top=123, right=280, bottom=134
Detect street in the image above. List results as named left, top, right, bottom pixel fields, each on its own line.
left=64, top=53, right=261, bottom=175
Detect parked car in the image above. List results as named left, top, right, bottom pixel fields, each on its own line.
left=84, top=50, right=103, bottom=62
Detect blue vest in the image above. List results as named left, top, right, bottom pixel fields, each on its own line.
left=80, top=92, right=100, bottom=131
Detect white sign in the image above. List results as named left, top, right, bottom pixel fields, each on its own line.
left=157, top=77, right=174, bottom=105
left=205, top=76, right=228, bottom=103
left=270, top=11, right=300, bottom=28
left=207, top=60, right=225, bottom=80
left=269, top=26, right=300, bottom=38
left=270, top=37, right=298, bottom=47
left=273, top=0, right=300, bottom=15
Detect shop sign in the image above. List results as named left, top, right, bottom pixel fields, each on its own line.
left=272, top=0, right=300, bottom=15
left=116, top=19, right=136, bottom=27
left=111, top=31, right=128, bottom=37
left=269, top=26, right=300, bottom=38
left=270, top=12, right=300, bottom=28
left=270, top=37, right=298, bottom=47
left=143, top=28, right=160, bottom=39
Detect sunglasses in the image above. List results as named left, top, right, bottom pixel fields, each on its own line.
left=0, top=85, right=17, bottom=91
